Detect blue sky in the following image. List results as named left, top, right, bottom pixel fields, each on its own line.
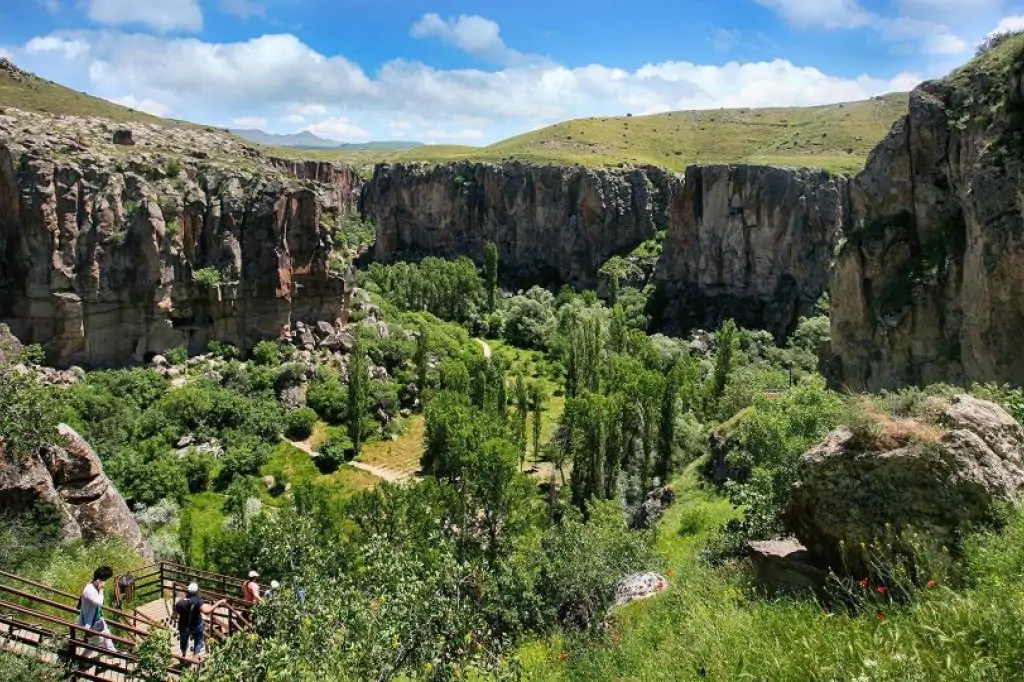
left=2, top=0, right=1022, bottom=144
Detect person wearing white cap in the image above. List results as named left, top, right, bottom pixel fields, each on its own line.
left=172, top=583, right=226, bottom=658
left=242, top=571, right=261, bottom=606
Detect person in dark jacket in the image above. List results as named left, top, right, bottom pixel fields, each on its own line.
left=172, top=583, right=226, bottom=658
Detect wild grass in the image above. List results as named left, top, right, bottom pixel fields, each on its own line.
left=272, top=95, right=907, bottom=175
left=521, top=459, right=1024, bottom=681
left=356, top=415, right=426, bottom=476
left=845, top=395, right=945, bottom=451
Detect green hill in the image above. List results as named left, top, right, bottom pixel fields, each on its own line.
left=1, top=57, right=907, bottom=174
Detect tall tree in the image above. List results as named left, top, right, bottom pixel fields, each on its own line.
left=483, top=241, right=499, bottom=313
left=414, top=321, right=430, bottom=404
left=529, top=381, right=549, bottom=467
left=710, top=319, right=738, bottom=415
left=513, top=373, right=530, bottom=469
left=347, top=340, right=372, bottom=455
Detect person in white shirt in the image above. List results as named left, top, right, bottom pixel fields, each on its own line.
left=78, top=565, right=119, bottom=654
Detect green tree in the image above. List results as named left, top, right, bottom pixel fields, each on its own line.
left=483, top=241, right=499, bottom=313
left=530, top=381, right=549, bottom=467
left=347, top=341, right=372, bottom=456
left=414, top=321, right=431, bottom=400
left=179, top=510, right=195, bottom=564
left=710, top=319, right=738, bottom=414
left=513, top=373, right=530, bottom=469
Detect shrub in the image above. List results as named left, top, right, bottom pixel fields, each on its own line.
left=316, top=431, right=353, bottom=473
left=194, top=266, right=222, bottom=289
left=21, top=343, right=46, bottom=365
left=307, top=368, right=348, bottom=424
left=165, top=346, right=188, bottom=366
left=252, top=340, right=290, bottom=367
left=286, top=407, right=319, bottom=441
left=846, top=396, right=943, bottom=452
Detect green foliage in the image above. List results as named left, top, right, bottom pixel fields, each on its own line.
left=20, top=343, right=46, bottom=364
left=0, top=365, right=61, bottom=458
left=251, top=340, right=291, bottom=367
left=194, top=266, right=223, bottom=289
left=361, top=257, right=485, bottom=323
left=165, top=345, right=188, bottom=365
left=307, top=367, right=349, bottom=424
left=317, top=430, right=354, bottom=472
left=709, top=319, right=738, bottom=415
left=134, top=631, right=172, bottom=682
left=347, top=342, right=372, bottom=455
left=285, top=407, right=319, bottom=440
left=206, top=338, right=242, bottom=359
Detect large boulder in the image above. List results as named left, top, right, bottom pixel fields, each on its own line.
left=785, top=395, right=1024, bottom=570
left=0, top=424, right=152, bottom=561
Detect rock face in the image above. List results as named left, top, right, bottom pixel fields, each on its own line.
left=362, top=161, right=682, bottom=289
left=653, top=165, right=847, bottom=341
left=0, top=109, right=356, bottom=367
left=829, top=40, right=1024, bottom=391
left=785, top=395, right=1024, bottom=570
left=0, top=424, right=152, bottom=560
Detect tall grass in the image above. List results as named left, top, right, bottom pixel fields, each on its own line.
left=522, top=465, right=1024, bottom=681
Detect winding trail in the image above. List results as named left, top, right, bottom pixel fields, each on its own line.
left=475, top=338, right=492, bottom=358
left=284, top=438, right=411, bottom=484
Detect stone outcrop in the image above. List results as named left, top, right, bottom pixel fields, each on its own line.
left=0, top=108, right=356, bottom=367
left=0, top=424, right=152, bottom=560
left=745, top=538, right=829, bottom=597
left=362, top=161, right=682, bottom=289
left=785, top=395, right=1024, bottom=571
left=829, top=39, right=1024, bottom=391
left=653, top=165, right=847, bottom=341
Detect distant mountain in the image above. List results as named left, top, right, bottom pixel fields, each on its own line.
left=229, top=128, right=423, bottom=151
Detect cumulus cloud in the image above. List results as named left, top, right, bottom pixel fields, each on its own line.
left=304, top=116, right=371, bottom=141
left=411, top=13, right=524, bottom=64
left=84, top=0, right=203, bottom=33
left=232, top=115, right=268, bottom=128
left=988, top=14, right=1024, bottom=36
left=7, top=25, right=924, bottom=144
left=754, top=0, right=967, bottom=54
left=110, top=94, right=172, bottom=117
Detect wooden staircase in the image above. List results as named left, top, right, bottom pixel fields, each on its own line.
left=0, top=563, right=252, bottom=681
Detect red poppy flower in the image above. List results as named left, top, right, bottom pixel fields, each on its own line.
left=876, top=611, right=886, bottom=621
left=927, top=580, right=937, bottom=588
left=876, top=586, right=887, bottom=595
left=858, top=578, right=869, bottom=589
left=558, top=652, right=568, bottom=662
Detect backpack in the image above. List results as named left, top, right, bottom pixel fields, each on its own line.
left=177, top=596, right=203, bottom=631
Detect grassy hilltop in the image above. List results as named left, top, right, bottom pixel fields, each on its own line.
left=1, top=58, right=906, bottom=174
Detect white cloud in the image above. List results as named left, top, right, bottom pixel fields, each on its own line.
left=110, top=94, right=172, bottom=116
left=84, top=0, right=202, bottom=33
left=220, top=0, right=266, bottom=19
left=304, top=116, right=371, bottom=141
left=232, top=115, right=268, bottom=128
left=7, top=26, right=925, bottom=145
left=754, top=0, right=967, bottom=54
left=24, top=36, right=90, bottom=60
left=989, top=14, right=1024, bottom=36
left=38, top=0, right=61, bottom=13
left=421, top=128, right=486, bottom=142
left=287, top=103, right=327, bottom=116
left=411, top=13, right=522, bottom=63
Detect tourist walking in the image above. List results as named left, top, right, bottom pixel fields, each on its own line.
left=242, top=570, right=261, bottom=606
left=172, top=582, right=226, bottom=658
left=78, top=566, right=119, bottom=654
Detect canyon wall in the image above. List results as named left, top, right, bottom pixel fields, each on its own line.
left=0, top=135, right=354, bottom=367
left=362, top=161, right=682, bottom=289
left=828, top=44, right=1024, bottom=391
left=653, top=165, right=847, bottom=340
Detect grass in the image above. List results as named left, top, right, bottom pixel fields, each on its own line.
left=313, top=467, right=381, bottom=497
left=521, top=458, right=1024, bottom=681
left=270, top=95, right=908, bottom=174
left=356, top=414, right=426, bottom=476
left=0, top=61, right=200, bottom=128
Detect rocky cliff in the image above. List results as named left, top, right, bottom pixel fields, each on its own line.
left=829, top=36, right=1024, bottom=391
left=0, top=106, right=356, bottom=367
left=0, top=423, right=152, bottom=561
left=653, top=165, right=847, bottom=340
left=362, top=161, right=682, bottom=289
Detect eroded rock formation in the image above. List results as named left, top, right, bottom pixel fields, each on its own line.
left=785, top=395, right=1024, bottom=571
left=653, top=165, right=847, bottom=341
left=0, top=110, right=356, bottom=367
left=362, top=161, right=682, bottom=289
left=829, top=40, right=1024, bottom=391
left=0, top=423, right=152, bottom=560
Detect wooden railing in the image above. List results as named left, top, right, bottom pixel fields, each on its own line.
left=0, top=576, right=193, bottom=680
left=115, top=563, right=252, bottom=640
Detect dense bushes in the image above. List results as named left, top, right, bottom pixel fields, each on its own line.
left=286, top=407, right=319, bottom=440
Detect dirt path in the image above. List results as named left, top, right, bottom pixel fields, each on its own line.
left=284, top=438, right=411, bottom=484
left=475, top=338, right=492, bottom=358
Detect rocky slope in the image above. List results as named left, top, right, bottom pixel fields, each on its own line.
left=829, top=35, right=1024, bottom=391
left=0, top=100, right=360, bottom=367
left=652, top=165, right=847, bottom=341
left=362, top=161, right=682, bottom=289
left=0, top=423, right=152, bottom=560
